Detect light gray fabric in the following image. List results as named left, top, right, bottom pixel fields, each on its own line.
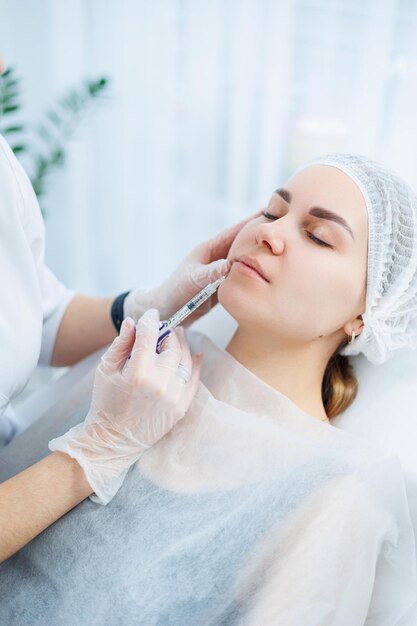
left=0, top=331, right=415, bottom=625
left=297, top=153, right=417, bottom=365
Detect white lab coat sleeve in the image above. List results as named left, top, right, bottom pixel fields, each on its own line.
left=37, top=266, right=77, bottom=366
left=10, top=143, right=77, bottom=366
left=240, top=457, right=417, bottom=626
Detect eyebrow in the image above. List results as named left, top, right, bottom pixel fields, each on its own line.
left=273, top=188, right=355, bottom=241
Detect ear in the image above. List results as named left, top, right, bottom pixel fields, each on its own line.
left=356, top=314, right=365, bottom=335
left=343, top=314, right=365, bottom=338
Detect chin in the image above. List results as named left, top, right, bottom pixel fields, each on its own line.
left=217, top=275, right=260, bottom=326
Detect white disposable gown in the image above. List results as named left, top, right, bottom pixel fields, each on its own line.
left=0, top=330, right=415, bottom=625
left=0, top=135, right=75, bottom=445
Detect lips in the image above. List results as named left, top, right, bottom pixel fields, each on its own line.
left=235, top=255, right=270, bottom=282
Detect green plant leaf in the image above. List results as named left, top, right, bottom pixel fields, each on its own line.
left=37, top=123, right=56, bottom=145
left=3, top=78, right=18, bottom=89
left=0, top=91, right=19, bottom=102
left=3, top=125, right=25, bottom=134
left=46, top=109, right=63, bottom=126
left=29, top=74, right=109, bottom=205
left=2, top=104, right=20, bottom=114
left=87, top=77, right=108, bottom=96
left=11, top=145, right=26, bottom=154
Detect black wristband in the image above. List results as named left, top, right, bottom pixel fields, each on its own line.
left=111, top=290, right=131, bottom=333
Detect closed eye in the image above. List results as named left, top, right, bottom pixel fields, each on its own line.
left=262, top=210, right=332, bottom=248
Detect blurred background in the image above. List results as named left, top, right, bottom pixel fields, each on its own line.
left=1, top=0, right=417, bottom=299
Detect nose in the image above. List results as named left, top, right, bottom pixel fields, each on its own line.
left=254, top=220, right=286, bottom=255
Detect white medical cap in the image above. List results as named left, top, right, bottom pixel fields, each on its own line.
left=295, top=153, right=417, bottom=365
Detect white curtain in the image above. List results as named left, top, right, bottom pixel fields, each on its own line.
left=1, top=0, right=417, bottom=297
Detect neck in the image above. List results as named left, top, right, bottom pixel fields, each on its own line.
left=226, top=326, right=330, bottom=424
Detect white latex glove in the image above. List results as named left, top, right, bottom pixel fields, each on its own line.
left=49, top=309, right=202, bottom=505
left=124, top=211, right=262, bottom=325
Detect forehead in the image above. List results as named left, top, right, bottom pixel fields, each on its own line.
left=284, top=164, right=367, bottom=216
left=271, top=164, right=368, bottom=240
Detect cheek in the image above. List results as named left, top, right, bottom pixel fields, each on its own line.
left=226, top=223, right=255, bottom=261
left=278, top=256, right=364, bottom=335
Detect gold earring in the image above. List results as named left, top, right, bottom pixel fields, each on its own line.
left=347, top=329, right=356, bottom=345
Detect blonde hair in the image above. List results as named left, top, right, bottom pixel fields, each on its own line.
left=322, top=339, right=359, bottom=419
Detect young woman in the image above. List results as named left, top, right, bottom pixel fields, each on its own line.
left=1, top=153, right=416, bottom=626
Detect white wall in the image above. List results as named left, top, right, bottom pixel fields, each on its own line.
left=1, top=0, right=417, bottom=297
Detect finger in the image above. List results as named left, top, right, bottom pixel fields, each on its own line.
left=189, top=258, right=231, bottom=290
left=190, top=210, right=263, bottom=263
left=182, top=297, right=212, bottom=327
left=182, top=289, right=220, bottom=327
left=181, top=352, right=203, bottom=406
left=167, top=351, right=202, bottom=422
left=156, top=329, right=172, bottom=353
left=175, top=326, right=193, bottom=373
left=100, top=317, right=136, bottom=372
left=208, top=210, right=263, bottom=257
left=157, top=327, right=183, bottom=370
left=125, top=308, right=160, bottom=371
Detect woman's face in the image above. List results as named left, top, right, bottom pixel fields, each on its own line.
left=218, top=164, right=368, bottom=352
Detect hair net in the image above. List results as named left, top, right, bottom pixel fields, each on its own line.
left=295, top=153, right=417, bottom=365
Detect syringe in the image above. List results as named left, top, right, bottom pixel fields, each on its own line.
left=156, top=276, right=225, bottom=353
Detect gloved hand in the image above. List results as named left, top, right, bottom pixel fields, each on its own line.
left=49, top=309, right=202, bottom=505
left=124, top=211, right=262, bottom=325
